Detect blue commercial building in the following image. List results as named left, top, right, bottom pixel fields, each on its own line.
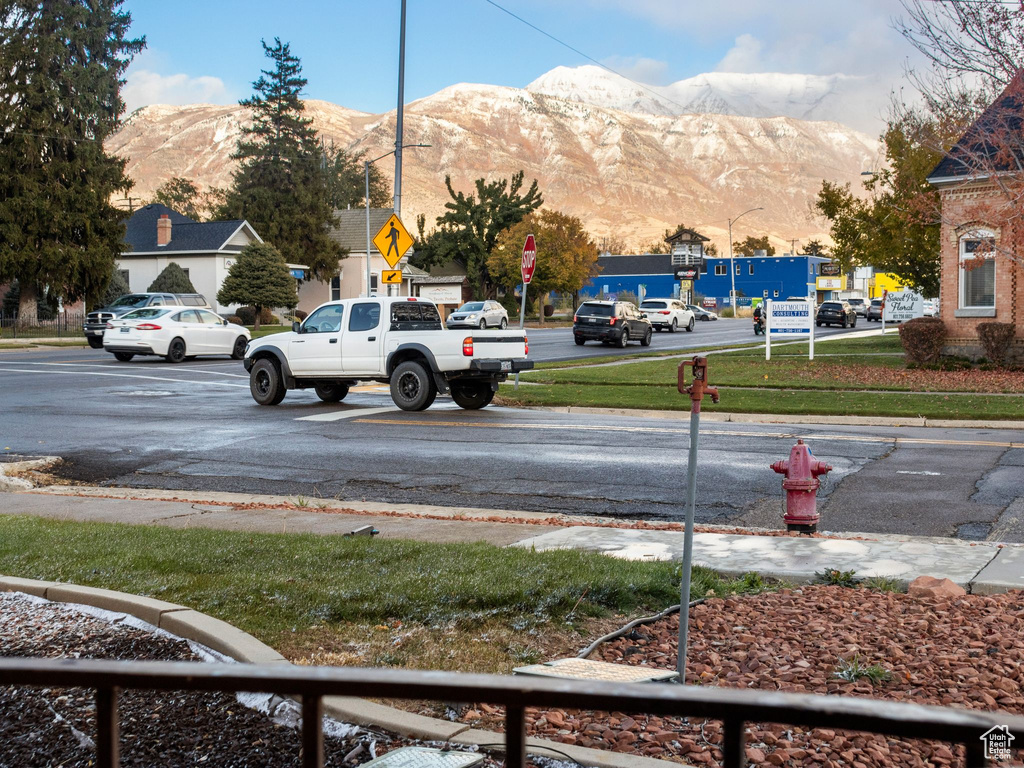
left=583, top=254, right=680, bottom=300
left=695, top=255, right=832, bottom=306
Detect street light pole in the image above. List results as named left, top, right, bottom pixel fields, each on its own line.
left=364, top=144, right=431, bottom=297
left=393, top=0, right=408, bottom=219
left=727, top=206, right=763, bottom=313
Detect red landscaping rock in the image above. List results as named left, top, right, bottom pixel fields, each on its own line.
left=907, top=575, right=967, bottom=598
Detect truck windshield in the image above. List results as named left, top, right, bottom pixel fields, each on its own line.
left=110, top=295, right=149, bottom=308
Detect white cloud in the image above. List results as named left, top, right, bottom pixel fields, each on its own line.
left=123, top=69, right=232, bottom=112
left=601, top=55, right=670, bottom=85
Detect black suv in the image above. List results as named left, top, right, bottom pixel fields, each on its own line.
left=573, top=300, right=653, bottom=347
left=815, top=300, right=857, bottom=328
left=84, top=292, right=209, bottom=348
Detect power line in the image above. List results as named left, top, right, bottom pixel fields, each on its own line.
left=479, top=0, right=695, bottom=115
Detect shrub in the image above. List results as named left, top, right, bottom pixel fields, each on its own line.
left=234, top=306, right=276, bottom=326
left=225, top=315, right=243, bottom=325
left=814, top=568, right=859, bottom=587
left=148, top=262, right=196, bottom=294
left=833, top=654, right=892, bottom=686
left=234, top=306, right=255, bottom=326
left=543, top=303, right=554, bottom=317
left=293, top=309, right=308, bottom=321
left=898, top=317, right=946, bottom=365
left=977, top=322, right=1016, bottom=367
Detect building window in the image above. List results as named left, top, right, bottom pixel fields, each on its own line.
left=735, top=263, right=741, bottom=275
left=714, top=264, right=727, bottom=276
left=960, top=234, right=995, bottom=308
left=773, top=290, right=779, bottom=298
left=180, top=267, right=190, bottom=279
left=763, top=290, right=769, bottom=298
left=370, top=273, right=379, bottom=293
left=748, top=264, right=754, bottom=275
left=119, top=270, right=129, bottom=286
left=330, top=276, right=341, bottom=301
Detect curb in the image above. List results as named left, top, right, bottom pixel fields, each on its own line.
left=0, top=574, right=667, bottom=768
left=0, top=456, right=60, bottom=492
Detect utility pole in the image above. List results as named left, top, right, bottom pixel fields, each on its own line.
left=393, top=0, right=407, bottom=218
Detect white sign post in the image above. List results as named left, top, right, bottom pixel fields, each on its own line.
left=766, top=300, right=814, bottom=361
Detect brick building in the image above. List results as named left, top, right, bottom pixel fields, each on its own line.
left=927, top=75, right=1024, bottom=363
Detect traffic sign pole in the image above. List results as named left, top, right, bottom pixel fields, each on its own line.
left=514, top=234, right=537, bottom=392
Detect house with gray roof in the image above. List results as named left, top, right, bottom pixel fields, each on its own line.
left=117, top=204, right=265, bottom=313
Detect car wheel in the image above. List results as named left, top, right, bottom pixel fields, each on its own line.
left=701, top=316, right=710, bottom=321
left=499, top=317, right=507, bottom=329
left=250, top=358, right=286, bottom=406
left=686, top=317, right=695, bottom=332
left=113, top=351, right=134, bottom=362
left=231, top=336, right=248, bottom=360
left=87, top=336, right=104, bottom=349
left=616, top=329, right=629, bottom=348
left=165, top=337, right=186, bottom=363
left=816, top=322, right=822, bottom=327
left=842, top=317, right=849, bottom=328
left=479, top=319, right=487, bottom=330
left=391, top=360, right=437, bottom=411
left=670, top=318, right=678, bottom=333
left=574, top=336, right=585, bottom=346
left=451, top=381, right=494, bottom=410
left=851, top=316, right=857, bottom=328
left=314, top=382, right=350, bottom=403
left=640, top=328, right=652, bottom=347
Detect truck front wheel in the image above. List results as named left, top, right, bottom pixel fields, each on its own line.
left=250, top=358, right=287, bottom=406
left=390, top=361, right=437, bottom=411
left=451, top=381, right=494, bottom=410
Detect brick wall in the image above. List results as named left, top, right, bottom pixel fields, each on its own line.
left=937, top=183, right=1024, bottom=362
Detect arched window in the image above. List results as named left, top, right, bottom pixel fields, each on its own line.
left=959, top=230, right=996, bottom=309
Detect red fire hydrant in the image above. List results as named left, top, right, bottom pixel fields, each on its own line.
left=770, top=440, right=832, bottom=533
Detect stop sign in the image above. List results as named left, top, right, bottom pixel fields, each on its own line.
left=521, top=234, right=537, bottom=285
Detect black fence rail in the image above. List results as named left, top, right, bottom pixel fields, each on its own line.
left=1, top=659, right=1020, bottom=768
left=0, top=311, right=86, bottom=339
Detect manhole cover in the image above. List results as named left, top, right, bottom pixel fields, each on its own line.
left=360, top=747, right=483, bottom=768
left=513, top=657, right=678, bottom=683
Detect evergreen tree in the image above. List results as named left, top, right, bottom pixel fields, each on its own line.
left=412, top=171, right=542, bottom=298
left=732, top=236, right=776, bottom=258
left=2, top=281, right=59, bottom=319
left=0, top=1, right=144, bottom=322
left=102, top=265, right=130, bottom=306
left=804, top=239, right=828, bottom=257
left=322, top=142, right=390, bottom=210
left=216, top=243, right=297, bottom=330
left=219, top=39, right=342, bottom=281
left=153, top=177, right=203, bottom=220
left=148, top=262, right=196, bottom=293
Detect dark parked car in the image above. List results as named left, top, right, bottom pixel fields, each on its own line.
left=816, top=300, right=857, bottom=328
left=573, top=300, right=652, bottom=347
left=866, top=298, right=883, bottom=321
left=83, top=292, right=209, bottom=348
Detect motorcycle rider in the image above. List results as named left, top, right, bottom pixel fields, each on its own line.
left=753, top=302, right=765, bottom=334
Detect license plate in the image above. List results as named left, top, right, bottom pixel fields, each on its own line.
left=120, top=327, right=129, bottom=333
left=500, top=360, right=511, bottom=372
left=588, top=318, right=597, bottom=323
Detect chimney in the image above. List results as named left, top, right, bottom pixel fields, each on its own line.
left=157, top=214, right=172, bottom=246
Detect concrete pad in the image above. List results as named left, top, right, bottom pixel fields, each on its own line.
left=158, top=609, right=286, bottom=664
left=322, top=696, right=471, bottom=741
left=45, top=584, right=188, bottom=627
left=971, top=547, right=1024, bottom=595
left=0, top=575, right=60, bottom=598
left=513, top=526, right=999, bottom=587
left=453, top=729, right=677, bottom=768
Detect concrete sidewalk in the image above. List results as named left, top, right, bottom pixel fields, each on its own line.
left=2, top=485, right=1022, bottom=594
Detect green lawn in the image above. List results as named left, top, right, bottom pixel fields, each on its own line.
left=248, top=325, right=291, bottom=339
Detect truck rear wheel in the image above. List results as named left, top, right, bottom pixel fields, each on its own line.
left=250, top=358, right=287, bottom=406
left=315, top=383, right=349, bottom=403
left=391, top=361, right=437, bottom=411
left=451, top=381, right=494, bottom=410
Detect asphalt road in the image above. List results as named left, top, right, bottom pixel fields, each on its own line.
left=2, top=346, right=1022, bottom=541
left=525, top=317, right=869, bottom=362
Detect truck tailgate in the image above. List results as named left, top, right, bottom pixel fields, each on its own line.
left=468, top=331, right=528, bottom=360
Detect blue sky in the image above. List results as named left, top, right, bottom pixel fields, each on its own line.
left=122, top=0, right=916, bottom=129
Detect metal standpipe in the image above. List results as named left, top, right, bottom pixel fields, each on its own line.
left=676, top=356, right=719, bottom=684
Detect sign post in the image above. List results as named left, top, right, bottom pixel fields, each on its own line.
left=766, top=300, right=814, bottom=361
left=514, top=234, right=536, bottom=391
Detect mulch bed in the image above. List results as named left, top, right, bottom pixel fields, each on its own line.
left=803, top=364, right=1024, bottom=394
left=457, top=586, right=1024, bottom=767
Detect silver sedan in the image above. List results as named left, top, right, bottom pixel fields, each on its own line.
left=446, top=301, right=509, bottom=330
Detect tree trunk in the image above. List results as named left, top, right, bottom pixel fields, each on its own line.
left=253, top=306, right=261, bottom=332
left=18, top=282, right=38, bottom=326
left=538, top=293, right=546, bottom=325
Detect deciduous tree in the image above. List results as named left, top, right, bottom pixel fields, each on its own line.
left=153, top=177, right=203, bottom=220
left=0, top=0, right=144, bottom=322
left=322, top=142, right=390, bottom=210
left=216, top=243, right=297, bottom=330
left=732, top=236, right=775, bottom=258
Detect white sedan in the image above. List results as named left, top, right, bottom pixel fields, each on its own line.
left=103, top=307, right=250, bottom=363
left=639, top=298, right=695, bottom=332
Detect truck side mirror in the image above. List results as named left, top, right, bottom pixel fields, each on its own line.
left=292, top=321, right=301, bottom=333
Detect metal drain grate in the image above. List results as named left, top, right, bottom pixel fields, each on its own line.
left=360, top=747, right=484, bottom=768
left=513, top=657, right=678, bottom=683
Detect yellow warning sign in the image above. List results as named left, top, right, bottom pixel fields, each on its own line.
left=381, top=269, right=403, bottom=285
left=372, top=214, right=414, bottom=268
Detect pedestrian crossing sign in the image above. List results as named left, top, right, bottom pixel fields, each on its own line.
left=373, top=214, right=414, bottom=268
left=381, top=269, right=403, bottom=285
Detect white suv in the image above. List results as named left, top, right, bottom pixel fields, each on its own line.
left=639, top=299, right=695, bottom=332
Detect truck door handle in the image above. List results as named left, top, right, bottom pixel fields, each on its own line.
left=368, top=336, right=376, bottom=341
left=329, top=338, right=338, bottom=344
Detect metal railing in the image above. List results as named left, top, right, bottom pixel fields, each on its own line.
left=0, top=311, right=86, bottom=339
left=2, top=659, right=1021, bottom=768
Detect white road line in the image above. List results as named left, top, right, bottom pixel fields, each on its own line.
left=0, top=361, right=249, bottom=378
left=896, top=470, right=942, bottom=476
left=0, top=367, right=248, bottom=388
left=296, top=406, right=398, bottom=422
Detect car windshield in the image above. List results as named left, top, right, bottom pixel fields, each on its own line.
left=459, top=302, right=485, bottom=312
left=847, top=299, right=864, bottom=306
left=121, top=308, right=170, bottom=320
left=820, top=303, right=841, bottom=310
left=578, top=304, right=614, bottom=317
left=871, top=300, right=882, bottom=306
left=640, top=301, right=667, bottom=309
left=110, top=295, right=149, bottom=308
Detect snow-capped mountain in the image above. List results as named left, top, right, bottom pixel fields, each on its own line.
left=527, top=65, right=879, bottom=133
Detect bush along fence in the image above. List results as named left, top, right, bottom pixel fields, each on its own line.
left=0, top=311, right=86, bottom=339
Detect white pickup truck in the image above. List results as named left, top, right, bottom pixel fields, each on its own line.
left=243, top=297, right=532, bottom=411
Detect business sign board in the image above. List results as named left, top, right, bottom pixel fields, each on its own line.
left=815, top=276, right=847, bottom=290
left=820, top=263, right=841, bottom=277
left=702, top=298, right=717, bottom=309
left=767, top=301, right=813, bottom=334
left=674, top=266, right=699, bottom=280
left=883, top=290, right=924, bottom=323
left=418, top=284, right=463, bottom=304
